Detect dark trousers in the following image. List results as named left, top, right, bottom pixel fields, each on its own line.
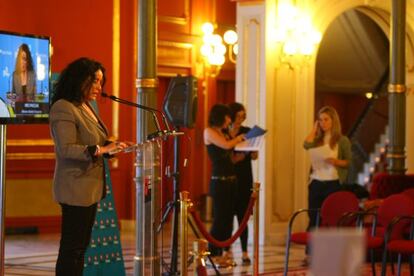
left=307, top=179, right=341, bottom=229
left=56, top=203, right=97, bottom=276
left=235, top=185, right=251, bottom=252
left=209, top=179, right=237, bottom=256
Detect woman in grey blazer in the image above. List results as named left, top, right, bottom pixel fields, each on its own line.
left=12, top=43, right=37, bottom=101
left=50, top=57, right=127, bottom=276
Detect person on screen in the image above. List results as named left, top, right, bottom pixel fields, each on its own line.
left=303, top=105, right=352, bottom=230
left=228, top=102, right=258, bottom=265
left=204, top=104, right=245, bottom=266
left=50, top=57, right=129, bottom=276
left=12, top=43, right=37, bottom=101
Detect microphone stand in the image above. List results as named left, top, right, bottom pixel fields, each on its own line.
left=102, top=93, right=184, bottom=275
left=102, top=93, right=170, bottom=140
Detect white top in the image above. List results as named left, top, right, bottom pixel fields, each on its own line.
left=309, top=140, right=339, bottom=181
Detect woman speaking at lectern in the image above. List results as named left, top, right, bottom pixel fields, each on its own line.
left=49, top=57, right=127, bottom=275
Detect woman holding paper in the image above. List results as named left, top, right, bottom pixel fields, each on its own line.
left=228, top=102, right=258, bottom=265
left=204, top=104, right=245, bottom=264
left=303, top=105, right=351, bottom=229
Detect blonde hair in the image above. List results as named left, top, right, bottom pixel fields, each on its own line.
left=315, top=106, right=342, bottom=149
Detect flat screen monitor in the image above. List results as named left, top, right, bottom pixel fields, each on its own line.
left=0, top=30, right=51, bottom=124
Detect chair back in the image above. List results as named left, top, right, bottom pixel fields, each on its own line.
left=320, top=191, right=360, bottom=227
left=402, top=188, right=414, bottom=203
left=377, top=194, right=414, bottom=239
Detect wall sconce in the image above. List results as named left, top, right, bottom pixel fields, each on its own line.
left=273, top=2, right=321, bottom=69
left=200, top=22, right=238, bottom=77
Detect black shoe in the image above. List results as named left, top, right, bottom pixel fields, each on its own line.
left=242, top=257, right=251, bottom=265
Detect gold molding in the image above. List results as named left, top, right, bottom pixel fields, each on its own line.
left=136, top=78, right=159, bottom=88
left=386, top=153, right=406, bottom=158
left=159, top=15, right=188, bottom=25
left=159, top=0, right=190, bottom=25
left=158, top=40, right=193, bottom=49
left=388, top=84, right=406, bottom=93
left=7, top=152, right=55, bottom=160
left=158, top=62, right=192, bottom=68
left=7, top=139, right=54, bottom=146
left=231, top=0, right=264, bottom=2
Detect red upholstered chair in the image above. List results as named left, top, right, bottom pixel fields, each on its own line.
left=370, top=173, right=414, bottom=199
left=403, top=188, right=414, bottom=202
left=381, top=215, right=414, bottom=276
left=363, top=194, right=414, bottom=276
left=283, top=191, right=360, bottom=276
left=377, top=190, right=414, bottom=276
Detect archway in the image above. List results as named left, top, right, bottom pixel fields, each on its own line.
left=315, top=8, right=389, bottom=185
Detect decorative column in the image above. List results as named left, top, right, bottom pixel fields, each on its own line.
left=387, top=0, right=407, bottom=174
left=137, top=0, right=158, bottom=142
left=135, top=0, right=160, bottom=275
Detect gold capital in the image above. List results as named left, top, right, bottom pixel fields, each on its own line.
left=388, top=84, right=406, bottom=93
left=386, top=153, right=406, bottom=159
left=136, top=78, right=158, bottom=88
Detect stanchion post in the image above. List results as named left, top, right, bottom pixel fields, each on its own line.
left=0, top=125, right=7, bottom=276
left=192, top=239, right=208, bottom=276
left=180, top=191, right=191, bottom=276
left=253, top=182, right=261, bottom=276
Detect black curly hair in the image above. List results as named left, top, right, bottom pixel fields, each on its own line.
left=208, top=104, right=231, bottom=127
left=52, top=57, right=106, bottom=105
left=228, top=102, right=245, bottom=122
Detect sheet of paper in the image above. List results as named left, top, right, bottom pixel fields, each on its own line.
left=234, top=136, right=263, bottom=151
left=308, top=144, right=336, bottom=171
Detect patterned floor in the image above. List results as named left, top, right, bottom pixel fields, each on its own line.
left=4, top=231, right=306, bottom=275
left=6, top=232, right=414, bottom=275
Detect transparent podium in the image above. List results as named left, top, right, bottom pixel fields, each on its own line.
left=133, top=137, right=163, bottom=276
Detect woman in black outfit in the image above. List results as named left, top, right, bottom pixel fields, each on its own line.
left=228, top=102, right=258, bottom=265
left=204, top=104, right=245, bottom=262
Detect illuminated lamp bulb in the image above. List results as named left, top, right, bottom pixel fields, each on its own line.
left=211, top=34, right=223, bottom=46
left=201, top=22, right=214, bottom=35
left=207, top=53, right=218, bottom=65
left=200, top=44, right=212, bottom=57
left=203, top=34, right=214, bottom=44
left=273, top=28, right=286, bottom=42
left=214, top=44, right=227, bottom=55
left=223, top=30, right=238, bottom=45
left=310, top=30, right=322, bottom=44
left=299, top=43, right=314, bottom=55
left=365, top=92, right=373, bottom=99
left=233, top=43, right=239, bottom=55
left=208, top=54, right=225, bottom=66
left=283, top=41, right=297, bottom=55
left=296, top=16, right=312, bottom=34
left=278, top=3, right=298, bottom=30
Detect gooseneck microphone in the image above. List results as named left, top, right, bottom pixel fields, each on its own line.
left=101, top=92, right=171, bottom=139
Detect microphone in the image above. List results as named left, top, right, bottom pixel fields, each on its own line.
left=101, top=92, right=172, bottom=139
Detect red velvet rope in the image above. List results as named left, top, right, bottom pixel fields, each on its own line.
left=196, top=265, right=208, bottom=276
left=189, top=191, right=257, bottom=248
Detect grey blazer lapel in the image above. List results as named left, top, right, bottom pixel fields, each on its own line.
left=78, top=104, right=108, bottom=136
